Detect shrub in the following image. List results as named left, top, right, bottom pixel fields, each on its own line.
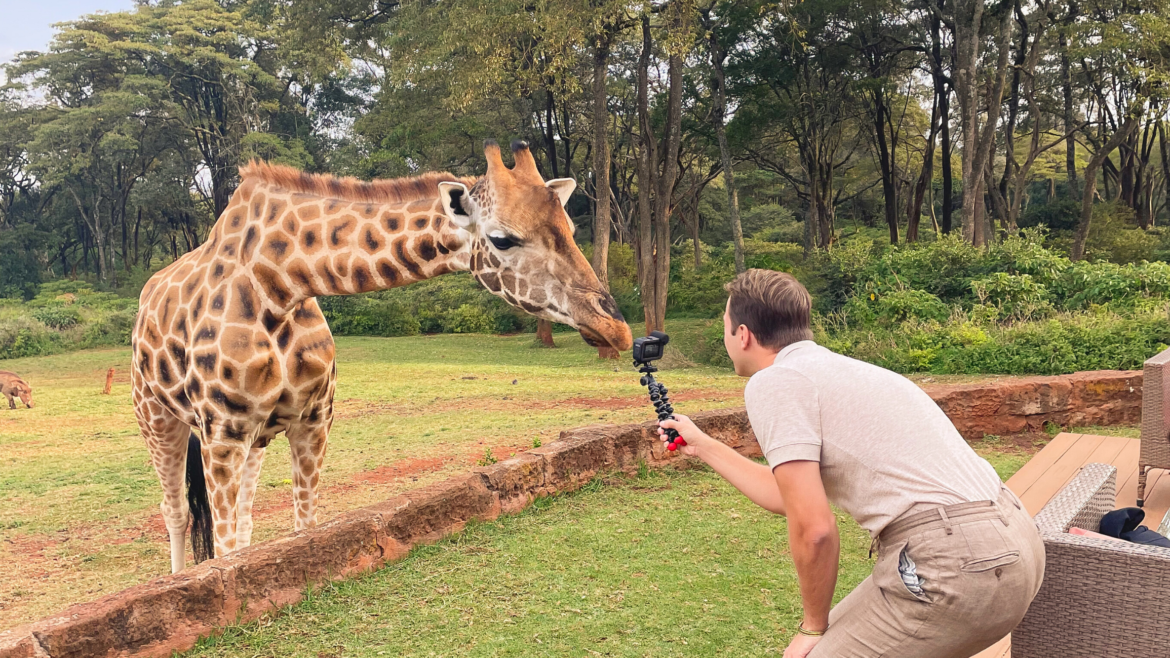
left=0, top=317, right=63, bottom=360
left=869, top=289, right=951, bottom=325
left=1019, top=198, right=1080, bottom=231
left=81, top=310, right=138, bottom=347
left=444, top=304, right=495, bottom=334
left=317, top=295, right=420, bottom=337
left=823, top=310, right=1170, bottom=376
left=694, top=319, right=732, bottom=368
left=32, top=305, right=82, bottom=329
left=969, top=273, right=1053, bottom=321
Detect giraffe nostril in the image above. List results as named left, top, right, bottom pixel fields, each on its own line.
left=596, top=292, right=623, bottom=321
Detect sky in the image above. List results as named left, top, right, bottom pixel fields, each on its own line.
left=0, top=0, right=136, bottom=62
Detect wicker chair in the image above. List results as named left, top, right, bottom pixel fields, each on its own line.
left=1138, top=347, right=1170, bottom=507
left=1012, top=463, right=1170, bottom=658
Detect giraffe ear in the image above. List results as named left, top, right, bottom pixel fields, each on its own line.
left=438, top=182, right=475, bottom=230
left=546, top=178, right=576, bottom=207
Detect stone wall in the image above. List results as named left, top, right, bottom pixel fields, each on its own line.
left=0, top=369, right=1143, bottom=658
left=925, top=370, right=1142, bottom=439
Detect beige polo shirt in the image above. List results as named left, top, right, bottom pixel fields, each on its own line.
left=744, top=341, right=1002, bottom=537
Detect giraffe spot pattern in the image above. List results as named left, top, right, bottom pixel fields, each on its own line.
left=362, top=228, right=381, bottom=254
left=297, top=204, right=322, bottom=221
left=254, top=264, right=293, bottom=307
left=264, top=237, right=291, bottom=265
left=329, top=218, right=356, bottom=247
left=417, top=235, right=438, bottom=261
left=234, top=281, right=257, bottom=321
left=393, top=237, right=422, bottom=278
left=377, top=260, right=400, bottom=285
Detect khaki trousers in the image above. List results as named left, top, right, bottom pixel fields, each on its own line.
left=809, top=488, right=1045, bottom=658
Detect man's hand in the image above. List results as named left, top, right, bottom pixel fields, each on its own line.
left=783, top=632, right=822, bottom=658
left=658, top=414, right=711, bottom=456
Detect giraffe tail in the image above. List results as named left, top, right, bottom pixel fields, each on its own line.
left=186, top=432, right=214, bottom=563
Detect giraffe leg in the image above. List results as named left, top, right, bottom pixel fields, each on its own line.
left=200, top=436, right=250, bottom=557
left=136, top=402, right=193, bottom=573
left=235, top=443, right=268, bottom=549
left=287, top=421, right=330, bottom=531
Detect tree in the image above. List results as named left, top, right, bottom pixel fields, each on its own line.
left=634, top=10, right=687, bottom=334
left=734, top=0, right=863, bottom=251
left=700, top=0, right=749, bottom=272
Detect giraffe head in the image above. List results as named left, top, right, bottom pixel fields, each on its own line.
left=437, top=140, right=633, bottom=352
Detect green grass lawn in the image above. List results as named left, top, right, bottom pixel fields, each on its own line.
left=0, top=321, right=747, bottom=627
left=187, top=451, right=1029, bottom=658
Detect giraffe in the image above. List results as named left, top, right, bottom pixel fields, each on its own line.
left=131, top=140, right=633, bottom=573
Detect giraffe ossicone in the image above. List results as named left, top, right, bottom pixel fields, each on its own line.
left=131, top=140, right=632, bottom=572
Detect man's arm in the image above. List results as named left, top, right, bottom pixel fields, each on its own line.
left=773, top=460, right=839, bottom=635
left=659, top=415, right=786, bottom=515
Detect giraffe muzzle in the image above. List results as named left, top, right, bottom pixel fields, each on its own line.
left=573, top=290, right=633, bottom=352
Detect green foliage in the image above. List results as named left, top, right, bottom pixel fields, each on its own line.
left=1019, top=198, right=1080, bottom=231
left=475, top=448, right=498, bottom=466
left=969, top=273, right=1053, bottom=322
left=318, top=295, right=421, bottom=337
left=1083, top=203, right=1158, bottom=264
left=668, top=239, right=798, bottom=318
left=695, top=318, right=733, bottom=369
left=0, top=317, right=63, bottom=360
left=844, top=289, right=951, bottom=326
left=685, top=230, right=1170, bottom=375
left=321, top=274, right=536, bottom=338
left=30, top=305, right=81, bottom=330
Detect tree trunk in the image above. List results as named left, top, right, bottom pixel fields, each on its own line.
left=536, top=319, right=556, bottom=347
left=1060, top=30, right=1079, bottom=199
left=709, top=30, right=745, bottom=273
left=872, top=86, right=899, bottom=244
left=954, top=0, right=1012, bottom=245
left=1072, top=115, right=1140, bottom=260
left=590, top=40, right=612, bottom=290
left=693, top=201, right=702, bottom=269
left=651, top=49, right=684, bottom=333
left=589, top=37, right=619, bottom=360
left=1159, top=121, right=1170, bottom=226
left=941, top=94, right=954, bottom=234
left=635, top=15, right=656, bottom=336
left=909, top=93, right=941, bottom=242
left=634, top=15, right=683, bottom=335
left=930, top=11, right=955, bottom=235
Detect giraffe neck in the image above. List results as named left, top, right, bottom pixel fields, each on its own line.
left=210, top=180, right=473, bottom=311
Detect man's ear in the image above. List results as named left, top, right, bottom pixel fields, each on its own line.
left=438, top=182, right=475, bottom=230
left=546, top=178, right=576, bottom=207
left=738, top=324, right=752, bottom=351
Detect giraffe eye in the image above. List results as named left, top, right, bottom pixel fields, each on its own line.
left=489, top=235, right=518, bottom=251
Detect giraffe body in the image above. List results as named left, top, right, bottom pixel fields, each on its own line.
left=132, top=141, right=631, bottom=571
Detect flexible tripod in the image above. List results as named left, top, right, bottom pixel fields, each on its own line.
left=638, top=362, right=687, bottom=451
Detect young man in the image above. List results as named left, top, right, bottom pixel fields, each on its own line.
left=660, top=269, right=1045, bottom=658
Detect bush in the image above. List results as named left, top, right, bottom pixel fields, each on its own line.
left=318, top=295, right=421, bottom=337
left=444, top=304, right=495, bottom=334
left=969, top=273, right=1053, bottom=321
left=845, top=289, right=951, bottom=326
left=821, top=310, right=1170, bottom=376
left=80, top=310, right=138, bottom=348
left=32, top=305, right=82, bottom=329
left=1019, top=198, right=1080, bottom=231
left=0, top=317, right=63, bottom=360
left=694, top=319, right=733, bottom=369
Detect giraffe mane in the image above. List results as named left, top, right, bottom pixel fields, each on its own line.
left=239, top=161, right=479, bottom=204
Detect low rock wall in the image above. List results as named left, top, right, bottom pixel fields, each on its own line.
left=0, top=369, right=1142, bottom=657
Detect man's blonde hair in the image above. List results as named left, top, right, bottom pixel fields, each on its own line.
left=724, top=269, right=813, bottom=350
